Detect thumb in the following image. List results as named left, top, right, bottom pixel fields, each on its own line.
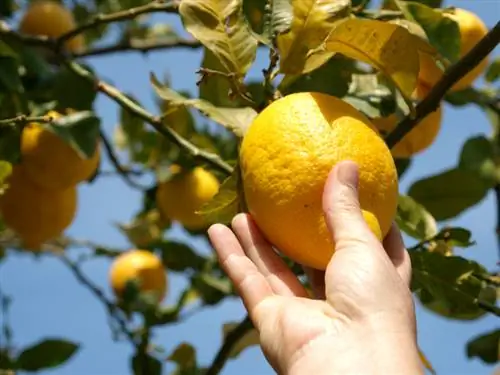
left=322, top=160, right=377, bottom=248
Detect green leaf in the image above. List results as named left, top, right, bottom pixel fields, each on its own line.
left=156, top=241, right=207, bottom=272
left=0, top=57, right=23, bottom=94
left=313, top=18, right=438, bottom=102
left=168, top=342, right=197, bottom=371
left=411, top=252, right=496, bottom=321
left=0, top=126, right=21, bottom=163
left=179, top=0, right=258, bottom=77
left=198, top=165, right=243, bottom=225
left=52, top=64, right=97, bottom=110
left=458, top=135, right=498, bottom=186
left=191, top=273, right=233, bottom=305
left=131, top=352, right=162, bottom=375
left=151, top=74, right=257, bottom=137
left=17, top=339, right=79, bottom=371
left=396, top=1, right=461, bottom=63
left=222, top=323, right=260, bottom=359
left=0, top=348, right=15, bottom=370
left=435, top=227, right=474, bottom=248
left=396, top=194, right=437, bottom=240
left=408, top=168, right=490, bottom=221
left=276, top=0, right=351, bottom=74
left=0, top=0, right=16, bottom=17
left=243, top=0, right=267, bottom=36
left=395, top=158, right=412, bottom=179
left=281, top=55, right=353, bottom=98
left=466, top=329, right=500, bottom=365
left=0, top=160, right=12, bottom=192
left=485, top=58, right=500, bottom=83
left=199, top=48, right=237, bottom=107
left=46, top=111, right=100, bottom=159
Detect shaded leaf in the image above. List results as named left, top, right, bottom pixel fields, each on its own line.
left=435, top=227, right=474, bottom=248
left=314, top=18, right=438, bottom=101
left=222, top=323, right=260, bottom=359
left=52, top=64, right=97, bottom=110
left=466, top=329, right=500, bottom=365
left=118, top=209, right=168, bottom=248
left=131, top=352, right=162, bottom=375
left=485, top=58, right=500, bottom=83
left=151, top=75, right=257, bottom=137
left=179, top=0, right=258, bottom=76
left=0, top=348, right=15, bottom=370
left=17, top=339, right=79, bottom=371
left=0, top=161, right=12, bottom=195
left=396, top=194, right=437, bottom=240
left=396, top=1, right=461, bottom=62
left=243, top=0, right=267, bottom=36
left=46, top=111, right=100, bottom=159
left=459, top=135, right=499, bottom=185
left=191, top=273, right=233, bottom=305
left=0, top=56, right=23, bottom=94
left=168, top=342, right=197, bottom=370
left=156, top=241, right=207, bottom=272
left=408, top=168, right=490, bottom=221
left=198, top=166, right=242, bottom=226
left=199, top=48, right=236, bottom=107
left=411, top=252, right=496, bottom=321
left=395, top=158, right=412, bottom=179
left=277, top=0, right=351, bottom=74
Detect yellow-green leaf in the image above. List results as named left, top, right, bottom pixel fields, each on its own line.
left=151, top=74, right=257, bottom=137
left=0, top=160, right=12, bottom=195
left=179, top=0, right=258, bottom=76
left=396, top=194, right=437, bottom=240
left=199, top=48, right=236, bottom=107
left=277, top=0, right=351, bottom=74
left=311, top=17, right=438, bottom=102
left=222, top=323, right=260, bottom=359
left=168, top=342, right=197, bottom=369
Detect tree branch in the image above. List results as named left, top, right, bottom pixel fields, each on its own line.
left=99, top=129, right=149, bottom=190
left=57, top=0, right=181, bottom=48
left=0, top=114, right=54, bottom=127
left=205, top=315, right=254, bottom=375
left=385, top=20, right=500, bottom=149
left=65, top=61, right=233, bottom=175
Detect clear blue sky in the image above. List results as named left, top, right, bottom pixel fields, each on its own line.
left=1, top=1, right=499, bottom=374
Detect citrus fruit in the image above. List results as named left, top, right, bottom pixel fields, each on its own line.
left=109, top=249, right=167, bottom=303
left=156, top=166, right=220, bottom=230
left=21, top=111, right=101, bottom=190
left=372, top=86, right=443, bottom=158
left=418, top=8, right=489, bottom=93
left=239, top=92, right=399, bottom=270
left=19, top=0, right=84, bottom=53
left=0, top=165, right=77, bottom=250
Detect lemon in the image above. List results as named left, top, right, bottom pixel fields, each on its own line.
left=239, top=92, right=399, bottom=270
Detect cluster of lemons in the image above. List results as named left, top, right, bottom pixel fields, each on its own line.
left=0, top=111, right=100, bottom=250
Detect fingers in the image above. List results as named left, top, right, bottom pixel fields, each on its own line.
left=322, top=161, right=378, bottom=250
left=383, top=222, right=412, bottom=285
left=231, top=214, right=308, bottom=298
left=208, top=223, right=274, bottom=320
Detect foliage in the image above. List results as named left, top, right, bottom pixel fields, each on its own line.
left=0, top=0, right=498, bottom=374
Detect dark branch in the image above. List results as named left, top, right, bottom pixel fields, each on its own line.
left=385, top=20, right=500, bottom=148
left=205, top=315, right=254, bottom=375
left=99, top=129, right=149, bottom=190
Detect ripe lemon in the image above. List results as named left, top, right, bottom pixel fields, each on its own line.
left=239, top=92, right=399, bottom=270
left=19, top=0, right=84, bottom=53
left=109, top=249, right=167, bottom=303
left=0, top=165, right=77, bottom=250
left=418, top=8, right=489, bottom=93
left=156, top=166, right=220, bottom=230
left=372, top=86, right=443, bottom=158
left=21, top=111, right=101, bottom=190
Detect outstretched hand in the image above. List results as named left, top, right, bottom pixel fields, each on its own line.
left=208, top=161, right=423, bottom=375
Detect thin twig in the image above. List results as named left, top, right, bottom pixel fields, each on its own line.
left=0, top=114, right=53, bottom=126
left=385, top=20, right=500, bottom=148
left=99, top=129, right=149, bottom=190
left=58, top=254, right=139, bottom=347
left=72, top=38, right=201, bottom=58
left=65, top=61, right=233, bottom=175
left=57, top=1, right=181, bottom=48
left=477, top=300, right=500, bottom=317
left=205, top=315, right=254, bottom=375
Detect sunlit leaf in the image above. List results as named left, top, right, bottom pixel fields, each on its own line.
left=396, top=194, right=437, bottom=240
left=396, top=1, right=461, bottom=62
left=17, top=339, right=80, bottom=371
left=459, top=135, right=499, bottom=186
left=466, top=329, right=500, bottom=365
left=312, top=18, right=439, bottom=102
left=408, top=168, right=490, bottom=221
left=435, top=227, right=475, bottom=248
left=179, top=0, right=258, bottom=77
left=276, top=0, right=351, bottom=74
left=222, top=323, right=260, bottom=359
left=151, top=74, right=257, bottom=137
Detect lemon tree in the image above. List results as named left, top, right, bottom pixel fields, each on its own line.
left=0, top=0, right=498, bottom=374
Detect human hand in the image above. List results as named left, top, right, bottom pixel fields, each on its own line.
left=207, top=161, right=423, bottom=375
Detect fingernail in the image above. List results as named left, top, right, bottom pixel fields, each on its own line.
left=335, top=161, right=359, bottom=188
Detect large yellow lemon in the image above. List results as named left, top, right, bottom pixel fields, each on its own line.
left=0, top=165, right=77, bottom=250
left=21, top=111, right=100, bottom=190
left=156, top=167, right=220, bottom=230
left=239, top=92, right=399, bottom=270
left=19, top=0, right=84, bottom=53
left=109, top=249, right=167, bottom=303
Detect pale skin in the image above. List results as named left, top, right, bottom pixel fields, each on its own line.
left=208, top=161, right=424, bottom=375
